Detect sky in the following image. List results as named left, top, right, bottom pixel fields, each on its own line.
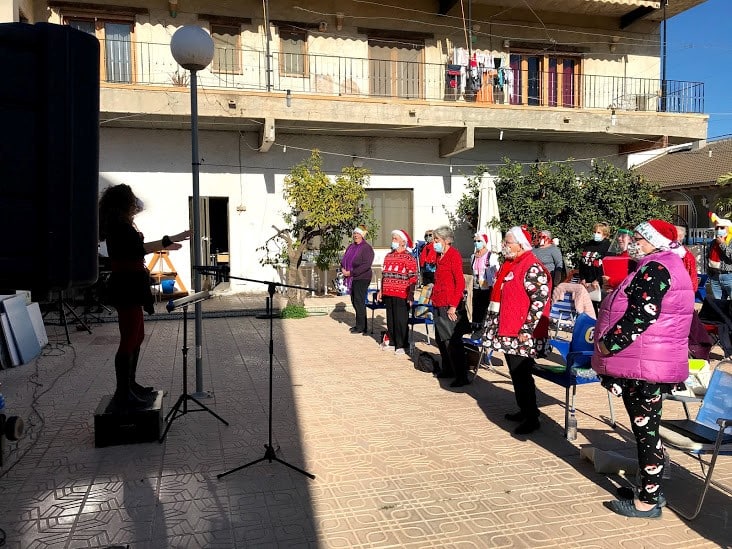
left=667, top=0, right=731, bottom=140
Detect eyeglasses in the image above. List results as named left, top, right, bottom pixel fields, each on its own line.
left=424, top=233, right=433, bottom=238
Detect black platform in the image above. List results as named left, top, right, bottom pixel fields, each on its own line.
left=94, top=391, right=164, bottom=447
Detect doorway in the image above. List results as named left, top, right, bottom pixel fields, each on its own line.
left=189, top=196, right=229, bottom=289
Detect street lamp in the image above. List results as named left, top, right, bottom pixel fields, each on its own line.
left=170, top=25, right=214, bottom=396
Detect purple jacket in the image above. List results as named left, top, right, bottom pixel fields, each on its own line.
left=342, top=241, right=374, bottom=281
left=592, top=250, right=694, bottom=383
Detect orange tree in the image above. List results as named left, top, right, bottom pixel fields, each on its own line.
left=259, top=150, right=376, bottom=309
left=453, top=159, right=671, bottom=265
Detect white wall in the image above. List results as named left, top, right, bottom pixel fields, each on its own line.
left=100, top=126, right=620, bottom=292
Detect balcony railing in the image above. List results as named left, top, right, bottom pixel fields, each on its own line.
left=99, top=39, right=705, bottom=114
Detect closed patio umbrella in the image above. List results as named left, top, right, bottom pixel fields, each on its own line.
left=477, top=177, right=502, bottom=252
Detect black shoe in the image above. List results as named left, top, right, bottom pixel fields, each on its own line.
left=514, top=417, right=540, bottom=434
left=436, top=370, right=455, bottom=379
left=504, top=411, right=526, bottom=422
left=616, top=487, right=667, bottom=508
left=449, top=378, right=470, bottom=388
left=131, top=381, right=155, bottom=395
left=349, top=327, right=359, bottom=333
left=605, top=499, right=661, bottom=518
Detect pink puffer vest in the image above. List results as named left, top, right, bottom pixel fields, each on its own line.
left=592, top=250, right=694, bottom=383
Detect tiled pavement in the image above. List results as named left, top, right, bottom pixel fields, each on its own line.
left=0, top=293, right=730, bottom=548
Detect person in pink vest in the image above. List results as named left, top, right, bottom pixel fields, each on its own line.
left=593, top=219, right=694, bottom=519
left=377, top=229, right=418, bottom=355
left=483, top=226, right=552, bottom=434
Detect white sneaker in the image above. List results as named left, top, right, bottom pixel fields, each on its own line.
left=395, top=348, right=406, bottom=355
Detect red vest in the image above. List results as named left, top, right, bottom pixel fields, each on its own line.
left=497, top=251, right=552, bottom=338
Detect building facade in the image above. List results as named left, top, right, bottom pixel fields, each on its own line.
left=4, top=0, right=709, bottom=292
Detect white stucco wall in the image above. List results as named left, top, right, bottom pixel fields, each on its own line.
left=99, top=126, right=619, bottom=293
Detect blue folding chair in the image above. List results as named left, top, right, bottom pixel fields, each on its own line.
left=533, top=313, right=616, bottom=437
left=548, top=291, right=576, bottom=337
left=365, top=288, right=385, bottom=334
left=660, top=360, right=732, bottom=520
left=696, top=273, right=708, bottom=303
left=409, top=285, right=434, bottom=353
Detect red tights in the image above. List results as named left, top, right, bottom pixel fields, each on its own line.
left=116, top=305, right=145, bottom=354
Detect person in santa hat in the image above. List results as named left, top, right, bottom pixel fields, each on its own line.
left=341, top=225, right=375, bottom=335
left=593, top=219, right=694, bottom=519
left=377, top=229, right=418, bottom=355
left=483, top=226, right=552, bottom=434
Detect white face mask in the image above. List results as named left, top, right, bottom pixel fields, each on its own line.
left=717, top=228, right=727, bottom=238
left=628, top=241, right=646, bottom=260
left=593, top=232, right=604, bottom=242
left=501, top=244, right=516, bottom=259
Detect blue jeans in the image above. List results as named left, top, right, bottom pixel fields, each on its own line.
left=709, top=272, right=732, bottom=300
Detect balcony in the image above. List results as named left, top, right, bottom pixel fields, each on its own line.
left=98, top=39, right=704, bottom=114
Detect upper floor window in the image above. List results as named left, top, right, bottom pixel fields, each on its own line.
left=509, top=53, right=580, bottom=108
left=368, top=39, right=424, bottom=99
left=67, top=18, right=133, bottom=83
left=279, top=28, right=308, bottom=77
left=211, top=23, right=241, bottom=74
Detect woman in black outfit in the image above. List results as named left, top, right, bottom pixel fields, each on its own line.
left=99, top=184, right=190, bottom=409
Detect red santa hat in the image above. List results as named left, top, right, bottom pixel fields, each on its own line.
left=391, top=229, right=413, bottom=250
left=635, top=219, right=681, bottom=253
left=507, top=226, right=533, bottom=251
left=473, top=233, right=488, bottom=244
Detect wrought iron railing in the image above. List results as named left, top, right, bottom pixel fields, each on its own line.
left=99, top=39, right=705, bottom=114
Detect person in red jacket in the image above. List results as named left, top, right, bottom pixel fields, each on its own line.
left=431, top=225, right=469, bottom=387
left=484, top=226, right=552, bottom=434
left=377, top=229, right=418, bottom=355
left=419, top=229, right=437, bottom=284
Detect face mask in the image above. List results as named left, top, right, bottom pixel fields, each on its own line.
left=474, top=241, right=484, bottom=251
left=717, top=228, right=727, bottom=238
left=501, top=245, right=516, bottom=259
left=390, top=241, right=399, bottom=250
left=433, top=242, right=444, bottom=254
left=628, top=241, right=646, bottom=260
left=593, top=232, right=603, bottom=242
left=134, top=197, right=144, bottom=213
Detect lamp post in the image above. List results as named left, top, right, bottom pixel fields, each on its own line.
left=170, top=25, right=214, bottom=395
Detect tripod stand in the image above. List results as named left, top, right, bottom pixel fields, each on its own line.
left=159, top=292, right=229, bottom=442
left=42, top=291, right=92, bottom=344
left=210, top=272, right=315, bottom=480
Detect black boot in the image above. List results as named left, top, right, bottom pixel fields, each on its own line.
left=111, top=352, right=148, bottom=410
left=130, top=348, right=154, bottom=396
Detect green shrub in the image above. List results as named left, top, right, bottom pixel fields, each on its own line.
left=280, top=305, right=308, bottom=319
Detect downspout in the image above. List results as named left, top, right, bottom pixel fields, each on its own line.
left=660, top=0, right=667, bottom=112
left=263, top=0, right=271, bottom=92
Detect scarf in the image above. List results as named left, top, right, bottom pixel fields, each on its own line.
left=488, top=251, right=537, bottom=313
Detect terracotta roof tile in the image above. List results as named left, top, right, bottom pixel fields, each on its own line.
left=633, top=138, right=732, bottom=190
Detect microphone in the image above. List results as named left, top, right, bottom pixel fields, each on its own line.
left=166, top=290, right=211, bottom=312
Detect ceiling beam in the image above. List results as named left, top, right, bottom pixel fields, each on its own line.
left=439, top=127, right=474, bottom=157
left=620, top=6, right=656, bottom=29
left=438, top=0, right=458, bottom=16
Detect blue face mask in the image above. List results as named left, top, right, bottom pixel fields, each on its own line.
left=717, top=228, right=727, bottom=238
left=434, top=242, right=444, bottom=254
left=390, top=241, right=399, bottom=250
left=593, top=232, right=604, bottom=242
left=474, top=241, right=485, bottom=250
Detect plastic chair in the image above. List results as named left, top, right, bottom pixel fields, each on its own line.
left=660, top=360, right=732, bottom=520
left=364, top=288, right=385, bottom=334
left=533, top=313, right=616, bottom=437
left=409, top=286, right=434, bottom=353
left=548, top=292, right=576, bottom=337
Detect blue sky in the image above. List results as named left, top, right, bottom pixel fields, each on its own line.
left=668, top=0, right=731, bottom=140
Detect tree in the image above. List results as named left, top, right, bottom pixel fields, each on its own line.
left=452, top=159, right=671, bottom=264
left=259, top=150, right=376, bottom=308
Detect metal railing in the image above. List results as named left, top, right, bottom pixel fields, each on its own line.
left=99, top=39, right=705, bottom=114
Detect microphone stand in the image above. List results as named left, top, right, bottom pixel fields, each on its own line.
left=159, top=291, right=229, bottom=442
left=195, top=267, right=316, bottom=480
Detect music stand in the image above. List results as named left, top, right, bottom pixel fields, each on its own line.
left=199, top=268, right=315, bottom=480
left=159, top=290, right=229, bottom=442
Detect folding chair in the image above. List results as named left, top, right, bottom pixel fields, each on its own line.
left=533, top=313, right=616, bottom=437
left=695, top=273, right=708, bottom=303
left=660, top=360, right=732, bottom=520
left=462, top=334, right=494, bottom=382
left=698, top=296, right=732, bottom=358
left=409, top=284, right=434, bottom=354
left=365, top=288, right=385, bottom=334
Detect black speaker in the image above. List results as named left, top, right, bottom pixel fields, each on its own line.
left=0, top=22, right=99, bottom=293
